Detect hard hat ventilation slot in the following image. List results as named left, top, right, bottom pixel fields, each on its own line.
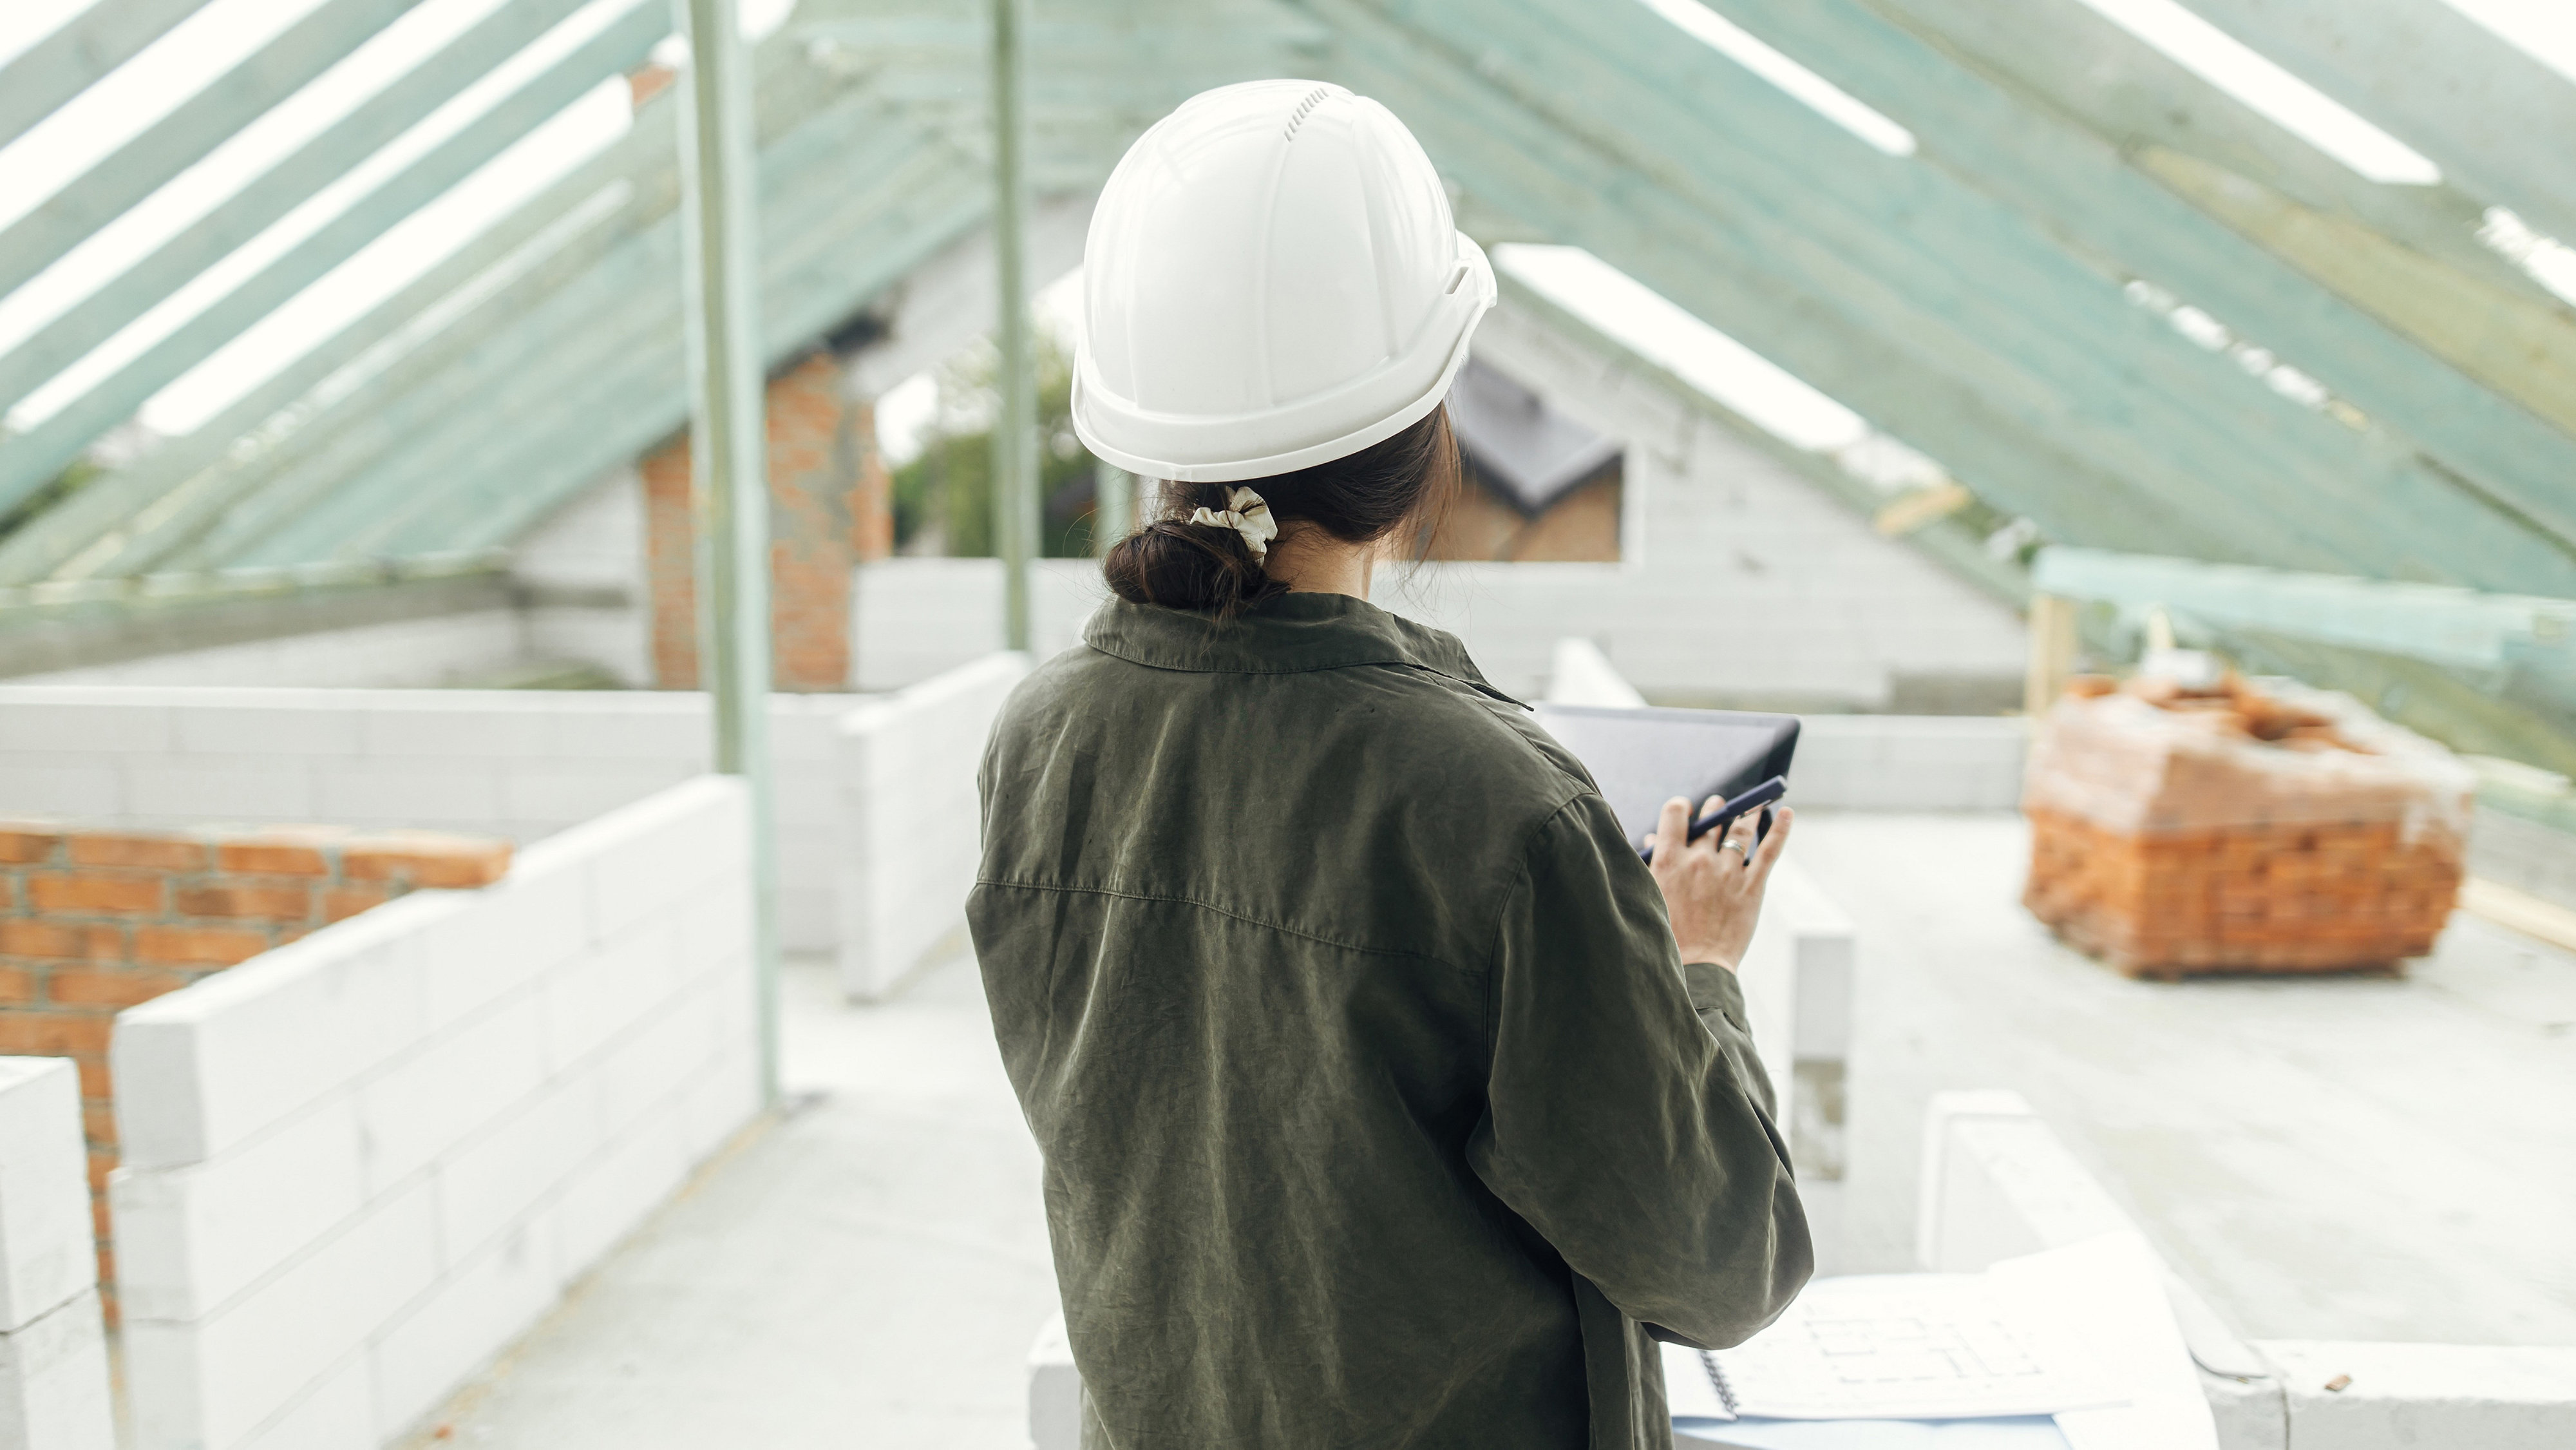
left=1446, top=263, right=1471, bottom=295
left=1282, top=86, right=1333, bottom=141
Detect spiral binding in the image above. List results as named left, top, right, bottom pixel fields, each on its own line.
left=1698, top=1350, right=1741, bottom=1417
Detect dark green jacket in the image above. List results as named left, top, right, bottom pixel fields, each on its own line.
left=970, top=593, right=1810, bottom=1449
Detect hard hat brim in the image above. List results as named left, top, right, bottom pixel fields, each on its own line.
left=1072, top=234, right=1499, bottom=484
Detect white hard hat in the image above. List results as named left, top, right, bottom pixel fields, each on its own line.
left=1072, top=80, right=1498, bottom=484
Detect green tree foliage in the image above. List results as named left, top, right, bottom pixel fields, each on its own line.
left=890, top=332, right=1101, bottom=558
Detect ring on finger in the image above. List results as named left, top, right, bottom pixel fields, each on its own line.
left=1716, top=839, right=1750, bottom=859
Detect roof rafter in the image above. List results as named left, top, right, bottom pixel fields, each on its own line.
left=2186, top=0, right=2576, bottom=249
left=1784, top=0, right=2576, bottom=511
left=0, top=0, right=428, bottom=301
left=0, top=0, right=214, bottom=153
left=0, top=0, right=669, bottom=514
left=1310, top=0, right=2576, bottom=594
left=0, top=0, right=600, bottom=417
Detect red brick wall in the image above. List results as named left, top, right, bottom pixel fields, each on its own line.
left=643, top=350, right=896, bottom=691
left=0, top=821, right=512, bottom=1305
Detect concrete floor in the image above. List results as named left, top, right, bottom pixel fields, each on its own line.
left=399, top=814, right=2575, bottom=1447
left=402, top=948, right=1054, bottom=1449
left=1794, top=814, right=2576, bottom=1348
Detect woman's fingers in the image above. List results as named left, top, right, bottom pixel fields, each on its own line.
left=1746, top=806, right=1795, bottom=884
left=1653, top=796, right=1693, bottom=866
left=1721, top=810, right=1759, bottom=867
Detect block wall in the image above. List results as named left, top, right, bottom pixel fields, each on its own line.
left=0, top=687, right=858, bottom=953
left=0, top=1058, right=115, bottom=1450
left=851, top=557, right=1104, bottom=692
left=644, top=352, right=895, bottom=692
left=111, top=777, right=759, bottom=1450
left=835, top=653, right=1030, bottom=998
left=0, top=821, right=509, bottom=1306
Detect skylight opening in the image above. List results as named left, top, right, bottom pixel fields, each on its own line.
left=1633, top=0, right=1917, bottom=158
left=140, top=75, right=633, bottom=437
left=2479, top=207, right=2576, bottom=309
left=0, top=1, right=104, bottom=73
left=1497, top=240, right=1988, bottom=542
left=0, top=0, right=520, bottom=367
left=8, top=0, right=648, bottom=435
left=2068, top=0, right=2440, bottom=185
left=1499, top=243, right=1868, bottom=453
left=2438, top=0, right=2576, bottom=86
left=0, top=0, right=338, bottom=236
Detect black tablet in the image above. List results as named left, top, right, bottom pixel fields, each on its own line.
left=1532, top=703, right=1800, bottom=848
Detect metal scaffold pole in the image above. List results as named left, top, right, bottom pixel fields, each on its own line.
left=674, top=0, right=781, bottom=1107
left=992, top=0, right=1039, bottom=651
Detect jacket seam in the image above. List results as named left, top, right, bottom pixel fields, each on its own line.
left=1084, top=642, right=1524, bottom=705
left=974, top=876, right=1473, bottom=976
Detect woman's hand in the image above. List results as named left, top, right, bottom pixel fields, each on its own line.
left=1647, top=797, right=1795, bottom=972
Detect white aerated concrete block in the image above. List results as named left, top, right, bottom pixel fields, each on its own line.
left=0, top=1061, right=97, bottom=1333
left=433, top=1078, right=592, bottom=1265
left=0, top=756, right=124, bottom=817
left=368, top=1217, right=562, bottom=1442
left=548, top=1114, right=688, bottom=1283
left=0, top=701, right=175, bottom=754
left=0, top=1289, right=114, bottom=1450
left=678, top=1040, right=761, bottom=1164
left=355, top=995, right=545, bottom=1198
left=115, top=896, right=461, bottom=1169
left=231, top=1355, right=370, bottom=1450
left=109, top=776, right=759, bottom=1450
left=127, top=1181, right=439, bottom=1450
left=127, top=761, right=319, bottom=821
left=413, top=859, right=591, bottom=1035
left=172, top=704, right=365, bottom=758
left=540, top=926, right=680, bottom=1077
left=835, top=653, right=1028, bottom=998
left=2257, top=1340, right=2576, bottom=1450
left=111, top=1098, right=366, bottom=1323
left=592, top=990, right=719, bottom=1145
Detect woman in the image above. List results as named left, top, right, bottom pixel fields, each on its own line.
left=971, top=81, right=1810, bottom=1449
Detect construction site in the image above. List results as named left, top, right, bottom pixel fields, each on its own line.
left=0, top=0, right=2568, bottom=1447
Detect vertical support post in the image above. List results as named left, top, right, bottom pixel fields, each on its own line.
left=992, top=0, right=1039, bottom=651
left=2023, top=592, right=2079, bottom=720
left=1092, top=459, right=1132, bottom=554
left=675, top=0, right=780, bottom=1107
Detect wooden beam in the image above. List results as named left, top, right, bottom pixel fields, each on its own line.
left=2035, top=546, right=2576, bottom=676
left=2185, top=0, right=2576, bottom=251
left=0, top=0, right=668, bottom=515
left=1309, top=0, right=2576, bottom=595
left=0, top=22, right=1148, bottom=583
left=21, top=43, right=865, bottom=586
left=0, top=0, right=212, bottom=151
left=0, top=0, right=598, bottom=415
left=1850, top=0, right=2522, bottom=292
left=2133, top=144, right=2576, bottom=462
left=238, top=134, right=983, bottom=564
left=1714, top=0, right=2576, bottom=557
left=200, top=106, right=957, bottom=565
left=0, top=0, right=427, bottom=300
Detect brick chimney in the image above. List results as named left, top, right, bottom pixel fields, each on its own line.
left=641, top=350, right=895, bottom=691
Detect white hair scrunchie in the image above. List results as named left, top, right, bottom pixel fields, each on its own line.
left=1186, top=486, right=1279, bottom=561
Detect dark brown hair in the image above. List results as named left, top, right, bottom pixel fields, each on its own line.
left=1101, top=405, right=1459, bottom=618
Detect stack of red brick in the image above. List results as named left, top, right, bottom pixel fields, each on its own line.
left=2022, top=672, right=2474, bottom=978
left=0, top=820, right=513, bottom=1301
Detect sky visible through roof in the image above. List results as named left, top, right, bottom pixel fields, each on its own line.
left=0, top=0, right=2570, bottom=527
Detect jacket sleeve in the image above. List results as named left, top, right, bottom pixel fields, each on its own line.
left=1465, top=792, right=1814, bottom=1350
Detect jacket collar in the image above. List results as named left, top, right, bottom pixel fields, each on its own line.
left=1084, top=593, right=1523, bottom=704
